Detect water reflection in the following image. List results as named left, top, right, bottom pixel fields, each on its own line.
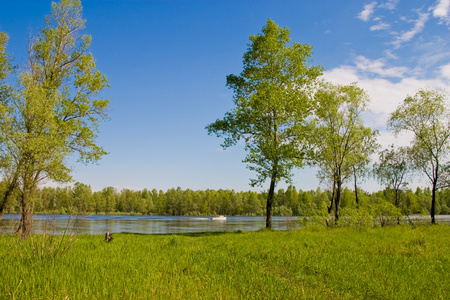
left=0, top=214, right=299, bottom=235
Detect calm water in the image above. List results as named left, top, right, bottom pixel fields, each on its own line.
left=0, top=214, right=300, bottom=235
left=1, top=214, right=449, bottom=235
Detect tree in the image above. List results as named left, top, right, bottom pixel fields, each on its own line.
left=388, top=88, right=450, bottom=224
left=0, top=32, right=20, bottom=222
left=206, top=19, right=322, bottom=228
left=102, top=187, right=117, bottom=214
left=311, top=81, right=378, bottom=222
left=0, top=0, right=109, bottom=237
left=374, top=146, right=412, bottom=211
left=72, top=182, right=93, bottom=213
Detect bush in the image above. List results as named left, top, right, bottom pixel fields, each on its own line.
left=368, top=200, right=402, bottom=226
left=338, top=207, right=376, bottom=229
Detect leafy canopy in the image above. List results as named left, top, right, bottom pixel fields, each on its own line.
left=206, top=19, right=322, bottom=187
left=0, top=0, right=109, bottom=186
left=375, top=146, right=412, bottom=191
left=311, top=81, right=378, bottom=185
left=388, top=88, right=450, bottom=189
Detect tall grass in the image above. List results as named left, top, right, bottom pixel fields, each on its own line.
left=0, top=225, right=449, bottom=299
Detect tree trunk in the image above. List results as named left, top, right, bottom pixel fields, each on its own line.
left=17, top=190, right=32, bottom=238
left=393, top=188, right=400, bottom=224
left=335, top=179, right=342, bottom=223
left=394, top=188, right=399, bottom=207
left=0, top=175, right=19, bottom=222
left=17, top=173, right=35, bottom=238
left=328, top=181, right=335, bottom=214
left=353, top=167, right=359, bottom=206
left=431, top=182, right=436, bottom=225
left=266, top=169, right=277, bottom=229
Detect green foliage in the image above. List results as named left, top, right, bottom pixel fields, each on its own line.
left=388, top=89, right=450, bottom=189
left=338, top=207, right=376, bottom=229
left=388, top=88, right=450, bottom=223
left=206, top=19, right=323, bottom=228
left=0, top=226, right=448, bottom=298
left=311, top=81, right=378, bottom=220
left=375, top=146, right=411, bottom=190
left=0, top=32, right=14, bottom=174
left=273, top=205, right=292, bottom=216
left=369, top=200, right=403, bottom=226
left=0, top=0, right=109, bottom=236
left=0, top=32, right=12, bottom=101
left=207, top=19, right=322, bottom=187
left=299, top=201, right=329, bottom=228
left=8, top=216, right=78, bottom=261
left=1, top=181, right=446, bottom=218
left=336, top=200, right=402, bottom=229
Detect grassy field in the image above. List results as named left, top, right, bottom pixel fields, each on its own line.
left=0, top=225, right=449, bottom=299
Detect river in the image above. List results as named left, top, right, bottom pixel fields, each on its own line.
left=1, top=214, right=449, bottom=235
left=0, top=214, right=300, bottom=235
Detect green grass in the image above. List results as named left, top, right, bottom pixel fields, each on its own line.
left=0, top=225, right=449, bottom=299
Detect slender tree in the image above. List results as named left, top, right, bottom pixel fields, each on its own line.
left=311, top=81, right=378, bottom=221
left=374, top=146, right=412, bottom=211
left=388, top=88, right=450, bottom=224
left=206, top=19, right=322, bottom=228
left=0, top=0, right=109, bottom=237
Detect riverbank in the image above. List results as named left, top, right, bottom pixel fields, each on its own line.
left=1, top=225, right=449, bottom=299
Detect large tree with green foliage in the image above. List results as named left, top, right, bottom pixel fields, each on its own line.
left=0, top=0, right=109, bottom=237
left=311, top=82, right=378, bottom=221
left=206, top=19, right=322, bottom=228
left=388, top=88, right=450, bottom=224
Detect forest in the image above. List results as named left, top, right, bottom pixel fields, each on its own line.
left=1, top=181, right=449, bottom=219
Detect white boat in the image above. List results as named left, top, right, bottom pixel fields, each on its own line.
left=210, top=215, right=227, bottom=221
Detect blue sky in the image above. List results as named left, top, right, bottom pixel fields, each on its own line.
left=0, top=0, right=449, bottom=193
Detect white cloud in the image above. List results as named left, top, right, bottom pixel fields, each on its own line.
left=322, top=66, right=360, bottom=84
left=416, top=36, right=450, bottom=61
left=384, top=50, right=397, bottom=59
left=381, top=0, right=399, bottom=10
left=392, top=12, right=429, bottom=48
left=322, top=67, right=449, bottom=164
left=362, top=77, right=445, bottom=116
left=323, top=64, right=450, bottom=129
left=441, top=63, right=450, bottom=79
left=432, top=0, right=450, bottom=24
left=358, top=2, right=377, bottom=22
left=376, top=130, right=413, bottom=150
left=354, top=56, right=408, bottom=78
left=370, top=21, right=390, bottom=31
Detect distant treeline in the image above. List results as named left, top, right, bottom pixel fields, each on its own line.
left=1, top=181, right=449, bottom=217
